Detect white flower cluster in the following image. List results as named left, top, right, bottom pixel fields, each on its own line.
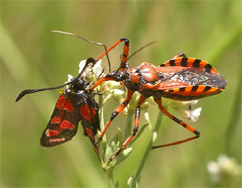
left=207, top=154, right=242, bottom=184
left=67, top=59, right=103, bottom=83
left=170, top=100, right=202, bottom=122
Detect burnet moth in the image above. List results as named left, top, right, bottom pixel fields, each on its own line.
left=15, top=30, right=114, bottom=156
left=15, top=58, right=103, bottom=155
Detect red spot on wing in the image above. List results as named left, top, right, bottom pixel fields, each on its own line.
left=51, top=117, right=62, bottom=124
left=80, top=105, right=96, bottom=121
left=62, top=99, right=74, bottom=112
left=56, top=95, right=74, bottom=112
left=60, top=120, right=74, bottom=129
left=45, top=129, right=60, bottom=137
left=56, top=95, right=65, bottom=109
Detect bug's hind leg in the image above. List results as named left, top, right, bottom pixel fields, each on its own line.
left=152, top=98, right=200, bottom=149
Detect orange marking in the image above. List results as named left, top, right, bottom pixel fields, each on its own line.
left=196, top=86, right=206, bottom=92
left=163, top=58, right=218, bottom=74
left=120, top=44, right=129, bottom=64
left=185, top=87, right=192, bottom=92
left=185, top=124, right=196, bottom=133
left=115, top=104, right=126, bottom=113
left=165, top=86, right=221, bottom=96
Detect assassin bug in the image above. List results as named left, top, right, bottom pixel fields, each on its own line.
left=15, top=30, right=119, bottom=155
left=91, top=38, right=227, bottom=160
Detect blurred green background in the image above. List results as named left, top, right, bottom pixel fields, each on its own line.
left=1, top=1, right=241, bottom=187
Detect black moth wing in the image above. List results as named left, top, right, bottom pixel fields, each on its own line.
left=40, top=93, right=81, bottom=147
left=79, top=93, right=100, bottom=153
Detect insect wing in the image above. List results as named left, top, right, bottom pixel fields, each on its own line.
left=80, top=97, right=100, bottom=153
left=154, top=66, right=227, bottom=100
left=40, top=94, right=80, bottom=147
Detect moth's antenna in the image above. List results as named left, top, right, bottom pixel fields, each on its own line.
left=16, top=57, right=99, bottom=102
left=15, top=83, right=68, bottom=102
left=51, top=30, right=111, bottom=72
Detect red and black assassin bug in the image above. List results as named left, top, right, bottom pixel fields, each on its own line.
left=90, top=38, right=227, bottom=160
left=15, top=58, right=101, bottom=155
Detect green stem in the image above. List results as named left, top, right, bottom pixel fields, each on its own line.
left=99, top=95, right=116, bottom=187
left=124, top=112, right=133, bottom=138
left=98, top=94, right=107, bottom=160
left=106, top=167, right=115, bottom=188
left=130, top=111, right=163, bottom=187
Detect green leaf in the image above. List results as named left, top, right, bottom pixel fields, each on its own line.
left=129, top=124, right=148, bottom=146
left=117, top=127, right=124, bottom=146
left=110, top=147, right=133, bottom=168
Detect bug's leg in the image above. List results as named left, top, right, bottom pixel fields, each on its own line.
left=92, top=77, right=116, bottom=90
left=118, top=38, right=130, bottom=72
left=95, top=89, right=135, bottom=144
left=97, top=38, right=130, bottom=72
left=92, top=38, right=130, bottom=90
left=152, top=98, right=200, bottom=149
left=110, top=95, right=147, bottom=160
left=171, top=52, right=187, bottom=59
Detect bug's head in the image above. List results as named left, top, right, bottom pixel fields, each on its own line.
left=65, top=76, right=86, bottom=92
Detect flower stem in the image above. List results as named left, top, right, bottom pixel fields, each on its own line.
left=99, top=95, right=116, bottom=187
left=130, top=111, right=163, bottom=187
left=124, top=112, right=133, bottom=138
left=106, top=167, right=115, bottom=188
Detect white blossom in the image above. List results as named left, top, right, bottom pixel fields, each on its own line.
left=79, top=59, right=103, bottom=79
left=207, top=154, right=242, bottom=184
left=170, top=100, right=202, bottom=122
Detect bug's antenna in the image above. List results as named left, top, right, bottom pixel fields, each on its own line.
left=51, top=30, right=111, bottom=72
left=126, top=41, right=156, bottom=62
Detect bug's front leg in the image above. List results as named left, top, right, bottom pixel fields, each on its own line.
left=95, top=89, right=135, bottom=145
left=110, top=95, right=147, bottom=161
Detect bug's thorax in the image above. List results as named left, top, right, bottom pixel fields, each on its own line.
left=123, top=62, right=161, bottom=91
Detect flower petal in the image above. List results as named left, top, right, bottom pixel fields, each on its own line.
left=78, top=59, right=87, bottom=74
